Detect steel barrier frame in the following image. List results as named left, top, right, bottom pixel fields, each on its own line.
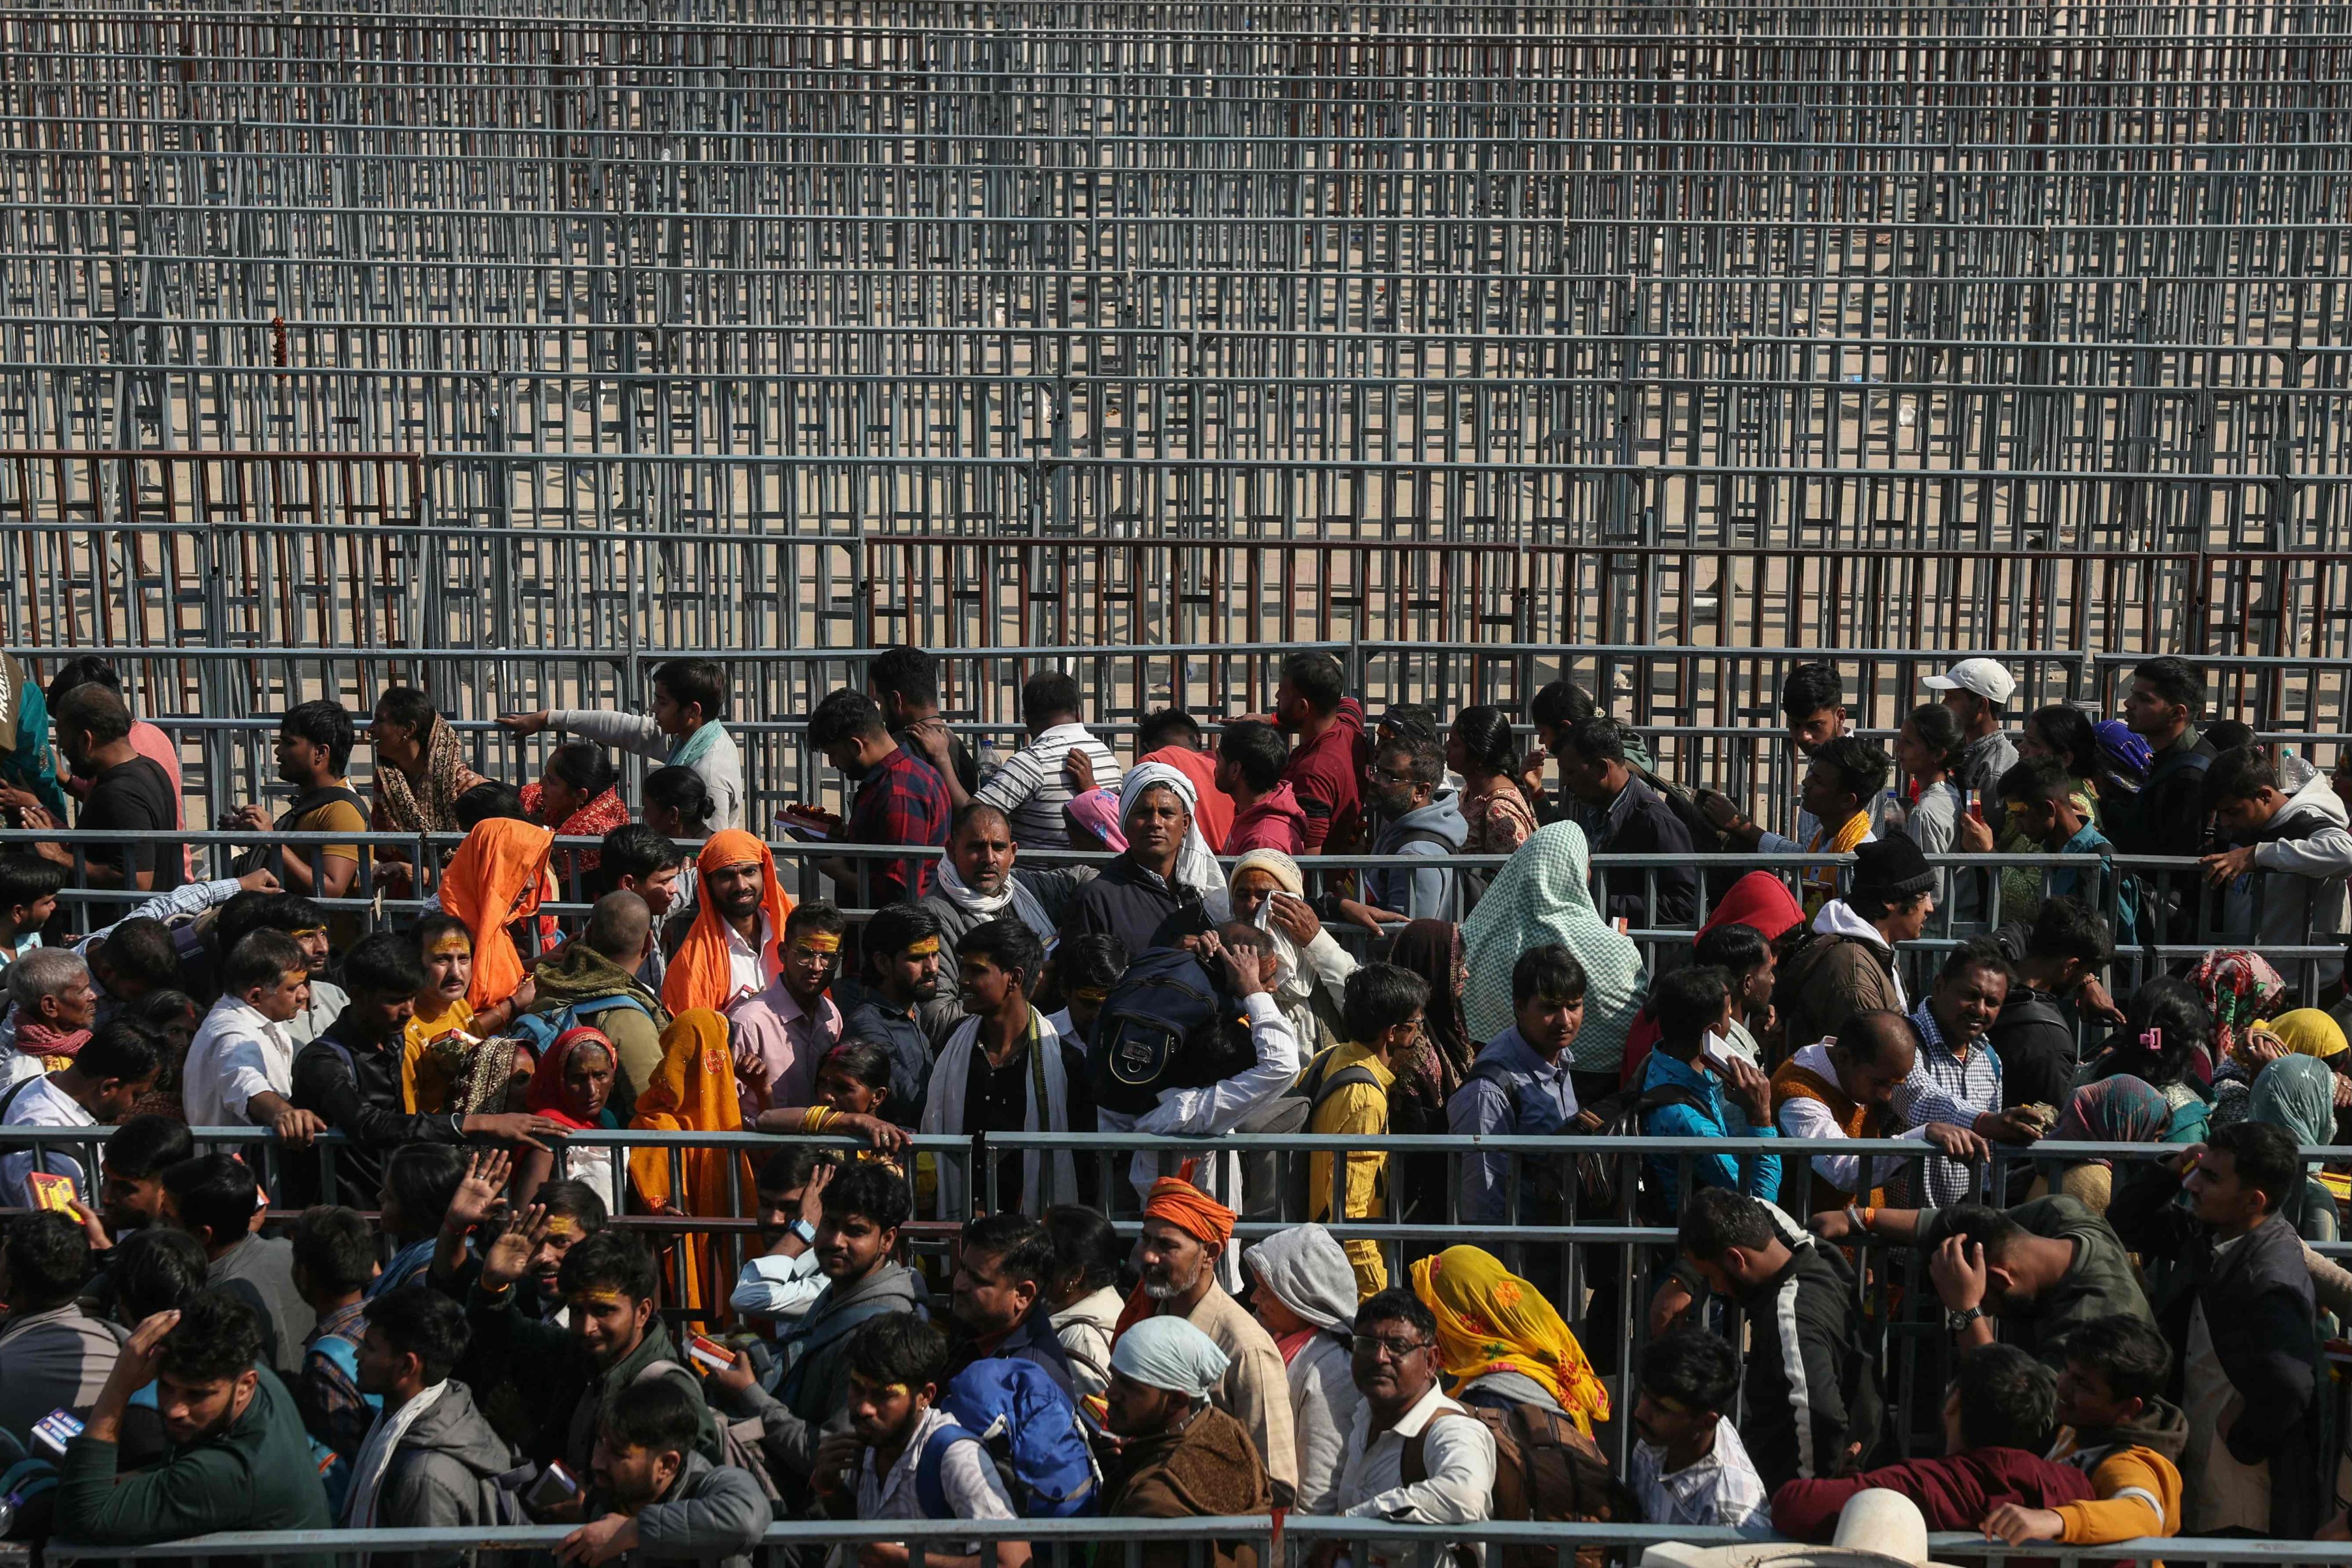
left=38, top=1519, right=2340, bottom=1568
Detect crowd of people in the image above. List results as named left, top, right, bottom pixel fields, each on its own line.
left=0, top=642, right=2349, bottom=1561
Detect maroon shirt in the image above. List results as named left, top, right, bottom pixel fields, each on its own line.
left=1280, top=697, right=1368, bottom=853
left=1225, top=781, right=1308, bottom=856
left=1772, top=1447, right=2094, bottom=1543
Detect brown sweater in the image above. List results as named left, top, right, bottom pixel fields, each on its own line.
left=1108, top=1405, right=1273, bottom=1568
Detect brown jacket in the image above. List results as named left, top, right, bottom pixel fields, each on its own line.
left=1774, top=928, right=1903, bottom=1062
left=1108, top=1405, right=1273, bottom=1568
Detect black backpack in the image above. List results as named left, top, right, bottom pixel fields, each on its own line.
left=1086, top=949, right=1257, bottom=1117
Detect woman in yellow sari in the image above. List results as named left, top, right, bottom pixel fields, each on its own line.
left=627, top=1009, right=757, bottom=1322
left=1410, top=1245, right=1611, bottom=1436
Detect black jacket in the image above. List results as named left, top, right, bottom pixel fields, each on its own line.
left=1734, top=1236, right=1884, bottom=1493
left=2107, top=1164, right=2322, bottom=1536
left=291, top=1015, right=471, bottom=1207
left=1987, top=988, right=2079, bottom=1114
left=1578, top=777, right=1699, bottom=929
left=1061, top=857, right=1214, bottom=958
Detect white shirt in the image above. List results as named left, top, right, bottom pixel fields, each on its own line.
left=1108, top=990, right=1302, bottom=1212
left=722, top=914, right=778, bottom=1016
left=0, top=1073, right=96, bottom=1208
left=1773, top=1041, right=1934, bottom=1197
left=855, top=1406, right=1015, bottom=1541
left=730, top=1245, right=825, bottom=1327
left=185, top=995, right=297, bottom=1126
left=1334, top=1382, right=1498, bottom=1568
left=1629, top=1419, right=1771, bottom=1534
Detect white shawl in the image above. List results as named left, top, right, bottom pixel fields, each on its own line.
left=918, top=1009, right=1079, bottom=1218
left=1120, top=762, right=1231, bottom=921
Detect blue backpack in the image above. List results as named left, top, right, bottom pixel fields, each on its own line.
left=509, top=992, right=652, bottom=1057
left=914, top=1359, right=1099, bottom=1520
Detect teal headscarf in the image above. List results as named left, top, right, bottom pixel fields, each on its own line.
left=1460, top=821, right=1648, bottom=1075
left=2250, top=1055, right=2337, bottom=1149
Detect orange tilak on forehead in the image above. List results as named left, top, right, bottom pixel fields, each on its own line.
left=429, top=934, right=471, bottom=957
left=793, top=932, right=841, bottom=954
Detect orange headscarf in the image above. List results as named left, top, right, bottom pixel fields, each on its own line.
left=662, top=830, right=793, bottom=1017
left=627, top=1009, right=756, bottom=1322
left=437, top=819, right=554, bottom=1009
left=1115, top=1178, right=1237, bottom=1335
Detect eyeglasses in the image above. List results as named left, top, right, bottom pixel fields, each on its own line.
left=1367, top=766, right=1416, bottom=787
left=1350, top=1333, right=1434, bottom=1360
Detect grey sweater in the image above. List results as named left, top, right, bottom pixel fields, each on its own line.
left=593, top=1453, right=771, bottom=1568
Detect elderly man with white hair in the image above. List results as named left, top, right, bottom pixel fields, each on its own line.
left=1100, top=1315, right=1274, bottom=1565
left=0, top=947, right=99, bottom=1090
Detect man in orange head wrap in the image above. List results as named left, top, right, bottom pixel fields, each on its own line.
left=437, top=818, right=554, bottom=1009
left=662, top=829, right=793, bottom=1018
left=1113, top=1177, right=1300, bottom=1507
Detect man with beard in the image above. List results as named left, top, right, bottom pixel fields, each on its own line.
left=660, top=831, right=792, bottom=1019
left=55, top=1292, right=333, bottom=1561
left=1117, top=1177, right=1299, bottom=1508
left=837, top=902, right=945, bottom=1121
left=708, top=1162, right=926, bottom=1504
left=1628, top=1329, right=1769, bottom=1532
left=801, top=689, right=952, bottom=907
left=920, top=802, right=1091, bottom=1005
left=48, top=682, right=183, bottom=894
left=465, top=1221, right=720, bottom=1487
left=342, top=1285, right=520, bottom=1544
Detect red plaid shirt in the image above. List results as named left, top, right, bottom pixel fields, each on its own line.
left=847, top=745, right=953, bottom=903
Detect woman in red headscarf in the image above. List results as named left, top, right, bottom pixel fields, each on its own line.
left=515, top=1026, right=623, bottom=1215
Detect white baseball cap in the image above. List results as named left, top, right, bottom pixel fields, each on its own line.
left=1924, top=656, right=2017, bottom=705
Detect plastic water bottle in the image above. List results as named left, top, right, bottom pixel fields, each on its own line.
left=1882, top=787, right=1908, bottom=832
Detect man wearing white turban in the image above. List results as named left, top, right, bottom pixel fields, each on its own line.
left=1061, top=762, right=1230, bottom=959
left=1103, top=1316, right=1275, bottom=1567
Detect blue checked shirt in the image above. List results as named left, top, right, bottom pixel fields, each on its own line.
left=1890, top=999, right=2003, bottom=1207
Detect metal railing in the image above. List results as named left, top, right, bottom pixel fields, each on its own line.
left=38, top=1519, right=2321, bottom=1568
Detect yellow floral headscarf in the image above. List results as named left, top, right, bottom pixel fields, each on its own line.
left=1410, top=1246, right=1609, bottom=1435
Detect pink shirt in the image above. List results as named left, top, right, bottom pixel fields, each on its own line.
left=728, top=977, right=841, bottom=1122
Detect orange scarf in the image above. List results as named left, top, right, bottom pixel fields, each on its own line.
left=438, top=819, right=554, bottom=1009
left=1768, top=1057, right=1890, bottom=1211
left=627, top=1009, right=756, bottom=1321
left=662, top=830, right=793, bottom=1017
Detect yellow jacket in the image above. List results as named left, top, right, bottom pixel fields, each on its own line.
left=2049, top=1427, right=2183, bottom=1544
left=1304, top=1041, right=1393, bottom=1298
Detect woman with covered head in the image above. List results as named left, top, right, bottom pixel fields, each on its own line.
left=627, top=1009, right=757, bottom=1320
left=1460, top=821, right=1647, bottom=1104
left=519, top=1025, right=624, bottom=1215
left=1411, top=1243, right=1611, bottom=1437
left=1061, top=760, right=1230, bottom=957
left=2036, top=1076, right=2173, bottom=1214
left=1243, top=1223, right=1362, bottom=1514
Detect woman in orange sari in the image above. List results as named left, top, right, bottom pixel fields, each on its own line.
left=628, top=1009, right=757, bottom=1322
